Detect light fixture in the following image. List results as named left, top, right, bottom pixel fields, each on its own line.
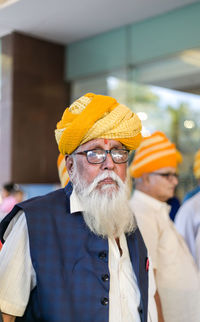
left=137, top=112, right=148, bottom=121
left=184, top=120, right=195, bottom=129
left=107, top=77, right=119, bottom=90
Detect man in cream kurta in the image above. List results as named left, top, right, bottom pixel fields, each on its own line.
left=130, top=190, right=200, bottom=322
left=129, top=131, right=200, bottom=322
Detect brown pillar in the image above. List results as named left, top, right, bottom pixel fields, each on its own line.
left=0, top=32, right=70, bottom=184
left=0, top=34, right=13, bottom=185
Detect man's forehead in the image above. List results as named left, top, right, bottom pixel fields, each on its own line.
left=155, top=166, right=177, bottom=173
left=78, top=138, right=123, bottom=150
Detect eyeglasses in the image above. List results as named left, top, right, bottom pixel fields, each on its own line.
left=75, top=148, right=129, bottom=164
left=150, top=172, right=178, bottom=180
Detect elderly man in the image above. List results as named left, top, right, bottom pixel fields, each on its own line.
left=129, top=131, right=200, bottom=322
left=0, top=93, right=156, bottom=322
left=175, top=148, right=200, bottom=268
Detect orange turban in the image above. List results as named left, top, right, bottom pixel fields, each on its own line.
left=193, top=149, right=200, bottom=179
left=130, top=131, right=182, bottom=178
left=57, top=153, right=69, bottom=187
left=55, top=93, right=142, bottom=155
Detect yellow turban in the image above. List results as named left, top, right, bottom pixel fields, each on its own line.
left=55, top=93, right=142, bottom=155
left=130, top=131, right=182, bottom=178
left=57, top=153, right=69, bottom=187
left=194, top=149, right=200, bottom=179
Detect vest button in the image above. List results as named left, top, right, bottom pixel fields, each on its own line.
left=101, top=274, right=109, bottom=282
left=101, top=297, right=109, bottom=305
left=99, top=251, right=107, bottom=259
left=138, top=306, right=143, bottom=314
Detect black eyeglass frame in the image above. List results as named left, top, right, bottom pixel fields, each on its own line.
left=149, top=172, right=179, bottom=180
left=75, top=148, right=130, bottom=164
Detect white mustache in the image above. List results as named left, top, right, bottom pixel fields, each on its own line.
left=85, top=171, right=123, bottom=195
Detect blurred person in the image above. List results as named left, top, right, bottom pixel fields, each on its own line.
left=0, top=183, right=19, bottom=222
left=129, top=131, right=200, bottom=322
left=13, top=190, right=24, bottom=203
left=175, top=148, right=200, bottom=267
left=183, top=148, right=200, bottom=203
left=175, top=190, right=200, bottom=269
left=0, top=93, right=156, bottom=322
left=0, top=185, right=24, bottom=251
left=196, top=223, right=200, bottom=270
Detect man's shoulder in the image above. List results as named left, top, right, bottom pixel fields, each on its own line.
left=183, top=186, right=200, bottom=203
left=130, top=190, right=155, bottom=212
left=175, top=192, right=200, bottom=229
left=20, top=188, right=66, bottom=207
left=180, top=190, right=200, bottom=211
left=188, top=190, right=200, bottom=204
left=0, top=184, right=74, bottom=243
left=19, top=182, right=73, bottom=210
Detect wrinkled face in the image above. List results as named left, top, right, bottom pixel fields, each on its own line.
left=65, top=138, right=135, bottom=238
left=146, top=166, right=178, bottom=202
left=66, top=138, right=128, bottom=192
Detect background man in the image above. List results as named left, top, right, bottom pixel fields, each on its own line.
left=0, top=183, right=23, bottom=222
left=129, top=131, right=200, bottom=322
left=175, top=147, right=200, bottom=269
left=175, top=190, right=200, bottom=269
left=182, top=148, right=200, bottom=203
left=0, top=93, right=156, bottom=322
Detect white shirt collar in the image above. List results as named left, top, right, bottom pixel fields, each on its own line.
left=70, top=189, right=83, bottom=213
left=132, top=189, right=171, bottom=213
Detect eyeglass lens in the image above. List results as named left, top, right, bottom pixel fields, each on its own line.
left=87, top=149, right=128, bottom=164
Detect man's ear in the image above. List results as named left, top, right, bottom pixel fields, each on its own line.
left=65, top=155, right=74, bottom=176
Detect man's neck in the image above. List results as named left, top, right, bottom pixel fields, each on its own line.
left=136, top=187, right=167, bottom=203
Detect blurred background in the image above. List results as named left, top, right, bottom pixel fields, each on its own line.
left=0, top=0, right=200, bottom=200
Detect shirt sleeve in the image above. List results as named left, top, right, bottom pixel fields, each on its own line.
left=174, top=203, right=190, bottom=237
left=0, top=211, right=36, bottom=316
left=195, top=226, right=200, bottom=270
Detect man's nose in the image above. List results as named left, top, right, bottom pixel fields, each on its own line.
left=101, top=152, right=115, bottom=170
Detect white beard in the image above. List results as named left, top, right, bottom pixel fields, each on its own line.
left=71, top=168, right=136, bottom=238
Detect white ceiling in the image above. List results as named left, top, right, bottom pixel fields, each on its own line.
left=0, top=0, right=199, bottom=44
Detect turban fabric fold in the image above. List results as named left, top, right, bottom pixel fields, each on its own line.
left=130, top=131, right=182, bottom=178
left=57, top=153, right=69, bottom=187
left=55, top=93, right=142, bottom=155
left=194, top=149, right=200, bottom=179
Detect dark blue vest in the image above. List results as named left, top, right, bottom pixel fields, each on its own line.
left=0, top=183, right=148, bottom=322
